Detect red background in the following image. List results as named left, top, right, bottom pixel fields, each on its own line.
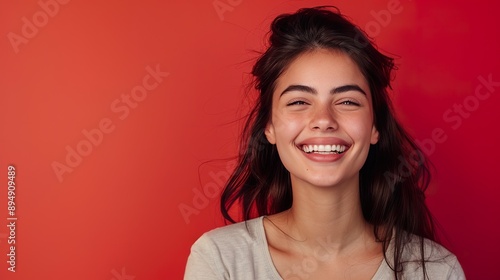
left=1, top=0, right=499, bottom=279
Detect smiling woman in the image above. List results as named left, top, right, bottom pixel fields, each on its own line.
left=265, top=49, right=379, bottom=191
left=184, top=6, right=465, bottom=280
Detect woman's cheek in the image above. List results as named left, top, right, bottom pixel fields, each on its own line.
left=280, top=117, right=306, bottom=137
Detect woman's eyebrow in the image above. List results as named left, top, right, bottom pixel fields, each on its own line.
left=280, top=84, right=366, bottom=97
left=332, top=84, right=366, bottom=95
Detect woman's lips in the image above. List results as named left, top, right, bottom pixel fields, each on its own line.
left=296, top=138, right=351, bottom=162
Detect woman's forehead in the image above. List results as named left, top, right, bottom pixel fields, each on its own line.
left=273, top=49, right=371, bottom=97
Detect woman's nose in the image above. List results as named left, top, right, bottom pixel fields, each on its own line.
left=309, top=106, right=338, bottom=131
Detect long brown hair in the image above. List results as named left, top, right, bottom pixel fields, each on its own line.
left=221, top=6, right=436, bottom=279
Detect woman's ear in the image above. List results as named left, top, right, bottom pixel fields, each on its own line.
left=264, top=122, right=276, bottom=144
left=370, top=125, right=379, bottom=144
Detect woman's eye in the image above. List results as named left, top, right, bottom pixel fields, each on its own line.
left=339, top=100, right=360, bottom=106
left=287, top=100, right=308, bottom=106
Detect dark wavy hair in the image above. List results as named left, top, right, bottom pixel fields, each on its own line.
left=221, top=6, right=436, bottom=279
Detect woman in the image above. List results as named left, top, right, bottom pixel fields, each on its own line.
left=185, top=6, right=465, bottom=279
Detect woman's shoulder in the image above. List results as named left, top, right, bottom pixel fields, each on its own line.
left=199, top=216, right=264, bottom=243
left=403, top=235, right=457, bottom=262
left=185, top=216, right=278, bottom=279
left=190, top=216, right=266, bottom=255
left=398, top=234, right=466, bottom=279
left=375, top=233, right=465, bottom=279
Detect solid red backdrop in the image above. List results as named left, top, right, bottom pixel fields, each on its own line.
left=0, top=0, right=498, bottom=279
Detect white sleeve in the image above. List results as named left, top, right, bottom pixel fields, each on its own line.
left=184, top=234, right=224, bottom=280
left=446, top=256, right=466, bottom=280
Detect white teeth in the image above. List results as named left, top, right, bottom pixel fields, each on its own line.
left=301, top=144, right=347, bottom=154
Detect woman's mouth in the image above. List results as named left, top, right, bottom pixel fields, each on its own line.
left=301, top=144, right=347, bottom=154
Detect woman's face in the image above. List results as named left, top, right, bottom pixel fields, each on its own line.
left=265, top=49, right=379, bottom=189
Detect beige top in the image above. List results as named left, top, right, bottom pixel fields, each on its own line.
left=184, top=216, right=465, bottom=279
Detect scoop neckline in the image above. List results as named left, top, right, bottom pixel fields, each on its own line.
left=255, top=216, right=389, bottom=280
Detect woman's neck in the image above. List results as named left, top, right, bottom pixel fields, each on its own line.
left=277, top=176, right=372, bottom=256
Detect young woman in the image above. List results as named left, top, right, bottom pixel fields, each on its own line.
left=185, top=6, right=465, bottom=280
